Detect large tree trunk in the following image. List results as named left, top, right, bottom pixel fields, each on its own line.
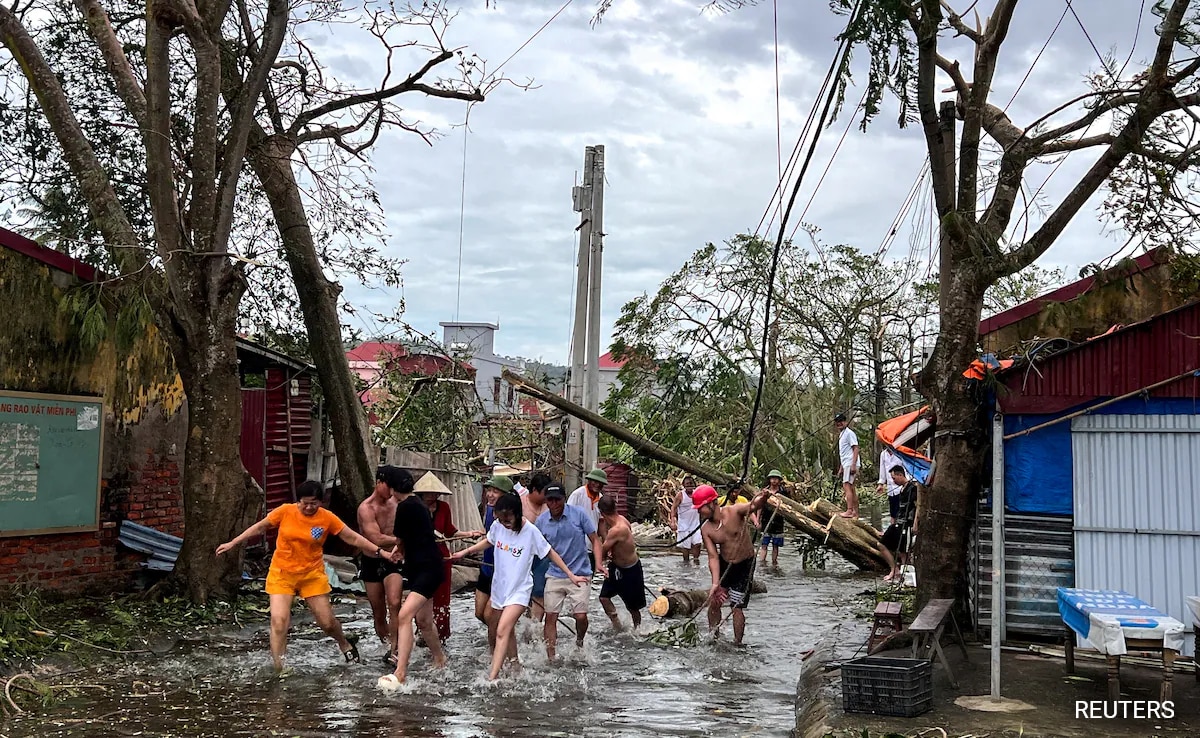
left=163, top=275, right=262, bottom=602
left=246, top=130, right=376, bottom=511
left=914, top=261, right=988, bottom=607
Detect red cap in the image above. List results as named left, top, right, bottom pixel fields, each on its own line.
left=691, top=484, right=718, bottom=508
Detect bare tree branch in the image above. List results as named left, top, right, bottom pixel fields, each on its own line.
left=0, top=1, right=145, bottom=273
left=213, top=0, right=288, bottom=258
left=73, top=0, right=147, bottom=127
left=999, top=0, right=1196, bottom=278
left=940, top=0, right=981, bottom=43
left=290, top=49, right=481, bottom=135
left=957, top=0, right=1017, bottom=222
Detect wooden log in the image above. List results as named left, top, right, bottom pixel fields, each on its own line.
left=503, top=370, right=889, bottom=573
left=647, top=583, right=768, bottom=618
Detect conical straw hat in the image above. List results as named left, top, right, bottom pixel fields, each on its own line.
left=414, top=471, right=452, bottom=495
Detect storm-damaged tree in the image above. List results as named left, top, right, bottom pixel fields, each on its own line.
left=0, top=0, right=289, bottom=601
left=826, top=0, right=1200, bottom=603
left=225, top=4, right=492, bottom=510
left=0, top=0, right=494, bottom=601
left=596, top=0, right=1200, bottom=603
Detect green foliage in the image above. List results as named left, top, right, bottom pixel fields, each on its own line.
left=0, top=586, right=267, bottom=667
left=603, top=234, right=936, bottom=482
left=371, top=344, right=477, bottom=452
left=831, top=0, right=919, bottom=129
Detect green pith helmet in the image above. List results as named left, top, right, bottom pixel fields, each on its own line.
left=584, top=468, right=608, bottom=485
left=483, top=475, right=514, bottom=494
left=767, top=469, right=783, bottom=480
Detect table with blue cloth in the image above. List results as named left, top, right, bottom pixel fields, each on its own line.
left=1057, top=588, right=1185, bottom=700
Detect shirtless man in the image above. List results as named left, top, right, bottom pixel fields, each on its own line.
left=522, top=473, right=552, bottom=622
left=358, top=466, right=405, bottom=663
left=694, top=483, right=771, bottom=646
left=597, top=496, right=645, bottom=631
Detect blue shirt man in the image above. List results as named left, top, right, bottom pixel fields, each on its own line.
left=535, top=483, right=604, bottom=659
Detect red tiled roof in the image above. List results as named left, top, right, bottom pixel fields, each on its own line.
left=598, top=351, right=626, bottom=370
left=346, top=341, right=407, bottom=363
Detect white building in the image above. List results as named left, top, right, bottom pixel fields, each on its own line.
left=440, top=321, right=529, bottom=416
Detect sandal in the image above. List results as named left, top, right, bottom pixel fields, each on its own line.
left=342, top=634, right=361, bottom=664
left=382, top=651, right=398, bottom=667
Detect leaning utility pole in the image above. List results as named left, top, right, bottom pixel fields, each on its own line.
left=582, top=145, right=606, bottom=473
left=566, top=146, right=597, bottom=489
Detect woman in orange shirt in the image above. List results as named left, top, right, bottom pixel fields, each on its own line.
left=217, top=480, right=397, bottom=672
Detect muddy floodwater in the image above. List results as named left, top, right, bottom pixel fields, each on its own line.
left=11, top=545, right=869, bottom=737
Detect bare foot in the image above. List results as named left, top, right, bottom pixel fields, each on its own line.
left=883, top=573, right=897, bottom=583
left=838, top=510, right=858, bottom=519
left=432, top=654, right=448, bottom=669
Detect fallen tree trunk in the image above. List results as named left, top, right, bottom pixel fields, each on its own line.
left=504, top=370, right=888, bottom=573
left=648, top=583, right=769, bottom=618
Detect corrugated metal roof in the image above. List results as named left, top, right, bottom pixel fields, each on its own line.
left=118, top=520, right=182, bottom=571
left=999, top=299, right=1200, bottom=414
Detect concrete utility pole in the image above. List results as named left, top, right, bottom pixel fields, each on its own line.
left=566, top=146, right=596, bottom=490
left=582, top=145, right=605, bottom=472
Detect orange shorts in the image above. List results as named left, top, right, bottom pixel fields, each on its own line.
left=265, top=566, right=331, bottom=599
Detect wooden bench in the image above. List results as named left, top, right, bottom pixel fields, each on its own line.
left=868, top=601, right=904, bottom=652
left=909, top=598, right=969, bottom=689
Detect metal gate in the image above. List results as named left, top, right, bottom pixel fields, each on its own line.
left=971, top=509, right=1074, bottom=639
left=1072, top=413, right=1200, bottom=657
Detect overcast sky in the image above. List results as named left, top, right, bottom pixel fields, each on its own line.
left=321, top=0, right=1157, bottom=365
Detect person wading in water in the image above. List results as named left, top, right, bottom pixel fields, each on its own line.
left=357, top=468, right=404, bottom=663
left=694, top=483, right=772, bottom=646
left=597, top=495, right=646, bottom=631
left=217, top=480, right=398, bottom=672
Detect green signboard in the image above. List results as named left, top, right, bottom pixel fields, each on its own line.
left=0, top=390, right=104, bottom=537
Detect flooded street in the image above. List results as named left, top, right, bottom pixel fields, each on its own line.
left=11, top=544, right=870, bottom=738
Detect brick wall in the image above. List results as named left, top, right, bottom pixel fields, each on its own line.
left=0, top=412, right=186, bottom=594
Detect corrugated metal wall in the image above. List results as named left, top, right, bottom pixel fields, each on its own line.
left=998, top=300, right=1200, bottom=415
left=263, top=369, right=312, bottom=509
left=1072, top=413, right=1200, bottom=657
left=971, top=510, right=1074, bottom=639
left=240, top=389, right=267, bottom=490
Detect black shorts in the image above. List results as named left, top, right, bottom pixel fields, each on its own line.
left=718, top=557, right=754, bottom=609
left=598, top=560, right=647, bottom=611
left=881, top=524, right=910, bottom=554
left=888, top=494, right=900, bottom=521
left=359, top=556, right=402, bottom=584
left=402, top=560, right=445, bottom=599
left=476, top=570, right=494, bottom=595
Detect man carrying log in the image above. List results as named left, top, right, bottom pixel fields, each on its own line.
left=694, top=483, right=770, bottom=646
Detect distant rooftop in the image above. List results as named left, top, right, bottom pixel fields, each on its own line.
left=440, top=321, right=499, bottom=330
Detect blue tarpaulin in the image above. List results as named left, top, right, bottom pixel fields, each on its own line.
left=1002, top=397, right=1198, bottom=515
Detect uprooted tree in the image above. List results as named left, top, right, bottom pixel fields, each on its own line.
left=0, top=0, right=494, bottom=601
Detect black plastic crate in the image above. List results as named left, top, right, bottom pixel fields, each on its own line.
left=841, top=656, right=933, bottom=717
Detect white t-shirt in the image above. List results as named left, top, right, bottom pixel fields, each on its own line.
left=879, top=448, right=903, bottom=496
left=567, top=486, right=602, bottom=529
left=838, top=427, right=859, bottom=468
left=487, top=519, right=551, bottom=609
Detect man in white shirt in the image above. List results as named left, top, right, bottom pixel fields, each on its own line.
left=568, top=467, right=607, bottom=529
left=834, top=412, right=860, bottom=519
left=877, top=446, right=904, bottom=526
left=568, top=468, right=607, bottom=573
